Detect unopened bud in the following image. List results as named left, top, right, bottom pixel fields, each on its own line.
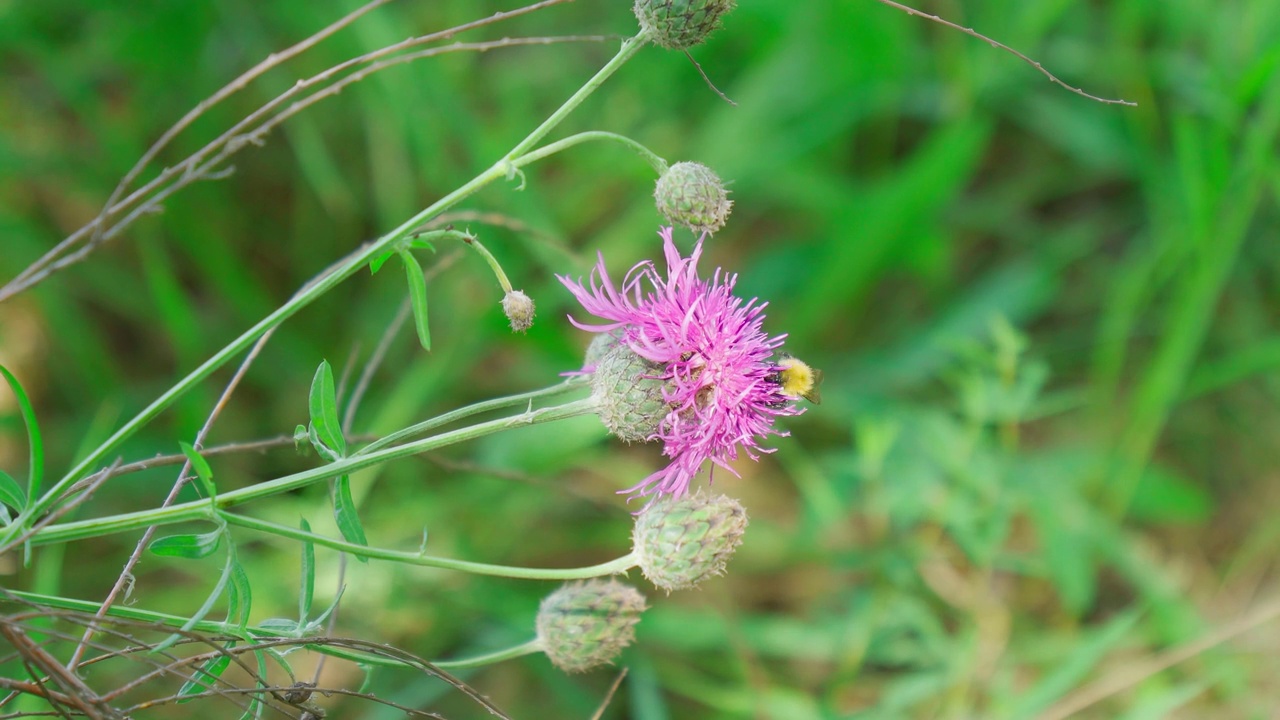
left=502, top=290, right=536, bottom=333
left=583, top=329, right=626, bottom=370
left=633, top=491, right=747, bottom=591
left=635, top=0, right=736, bottom=50
left=591, top=343, right=672, bottom=443
left=654, top=162, right=732, bottom=236
left=536, top=580, right=647, bottom=673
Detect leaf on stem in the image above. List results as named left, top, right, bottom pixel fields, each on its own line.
left=0, top=364, right=44, bottom=504
left=227, top=555, right=253, bottom=632
left=0, top=469, right=26, bottom=513
left=308, top=360, right=346, bottom=456
left=149, top=528, right=225, bottom=559
left=399, top=249, right=432, bottom=351
left=177, top=647, right=233, bottom=703
left=299, top=518, right=316, bottom=622
left=155, top=552, right=236, bottom=653
left=179, top=441, right=216, bottom=499
left=333, top=475, right=369, bottom=563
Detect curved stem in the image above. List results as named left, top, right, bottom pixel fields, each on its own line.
left=462, top=235, right=515, bottom=293
left=24, top=31, right=649, bottom=526
left=31, top=397, right=599, bottom=546
left=514, top=130, right=668, bottom=175
left=499, top=31, right=650, bottom=164
left=434, top=638, right=544, bottom=670
left=222, top=512, right=638, bottom=580
left=354, top=380, right=585, bottom=458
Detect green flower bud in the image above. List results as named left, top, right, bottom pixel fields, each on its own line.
left=634, top=0, right=736, bottom=50
left=591, top=343, right=672, bottom=443
left=501, top=290, right=536, bottom=333
left=536, top=580, right=648, bottom=673
left=633, top=491, right=747, bottom=591
left=583, top=329, right=626, bottom=369
left=654, top=161, right=733, bottom=236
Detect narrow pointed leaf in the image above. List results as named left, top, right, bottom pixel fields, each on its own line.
left=0, top=365, right=43, bottom=503
left=308, top=360, right=345, bottom=456
left=299, top=518, right=315, bottom=622
left=154, top=553, right=234, bottom=653
left=234, top=650, right=271, bottom=720
left=332, top=475, right=368, bottom=563
left=369, top=249, right=396, bottom=274
left=0, top=469, right=26, bottom=512
left=227, top=556, right=252, bottom=632
left=149, top=529, right=224, bottom=559
left=400, top=250, right=431, bottom=351
left=306, top=585, right=346, bottom=634
left=179, top=441, right=216, bottom=499
left=178, top=649, right=233, bottom=703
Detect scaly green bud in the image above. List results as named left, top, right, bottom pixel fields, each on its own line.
left=635, top=0, right=736, bottom=50
left=654, top=161, right=733, bottom=236
left=536, top=580, right=648, bottom=673
left=583, top=329, right=626, bottom=369
left=633, top=491, right=747, bottom=591
left=591, top=343, right=672, bottom=443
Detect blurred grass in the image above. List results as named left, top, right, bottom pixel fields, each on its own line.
left=1, top=0, right=1279, bottom=718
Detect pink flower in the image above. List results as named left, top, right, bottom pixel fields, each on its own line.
left=559, top=227, right=800, bottom=499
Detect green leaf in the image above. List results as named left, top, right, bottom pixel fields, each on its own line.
left=256, top=617, right=301, bottom=634
left=235, top=650, right=271, bottom=720
left=307, top=423, right=340, bottom=463
left=177, top=649, right=233, bottom=703
left=299, top=518, right=315, bottom=622
left=332, top=475, right=368, bottom=563
left=0, top=364, right=44, bottom=504
left=155, top=553, right=235, bottom=653
left=308, top=360, right=345, bottom=456
left=0, top=468, right=26, bottom=512
left=400, top=250, right=431, bottom=351
left=149, top=529, right=224, bottom=559
left=1028, top=489, right=1096, bottom=616
left=227, top=556, right=252, bottom=632
left=369, top=249, right=396, bottom=274
left=179, top=441, right=216, bottom=499
left=305, top=585, right=346, bottom=634
left=1128, top=465, right=1214, bottom=524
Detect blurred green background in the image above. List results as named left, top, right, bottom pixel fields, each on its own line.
left=2, top=0, right=1279, bottom=717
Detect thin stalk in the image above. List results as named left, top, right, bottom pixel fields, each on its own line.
left=24, top=32, right=648, bottom=524
left=222, top=513, right=637, bottom=580
left=433, top=639, right=543, bottom=670
left=31, top=398, right=598, bottom=546
left=513, top=131, right=668, bottom=175
left=354, top=380, right=585, bottom=457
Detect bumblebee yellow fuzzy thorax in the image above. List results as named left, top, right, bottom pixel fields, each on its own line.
left=769, top=354, right=822, bottom=404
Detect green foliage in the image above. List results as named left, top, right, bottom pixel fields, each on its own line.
left=1, top=0, right=1277, bottom=718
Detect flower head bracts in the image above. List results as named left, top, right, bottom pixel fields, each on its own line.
left=559, top=227, right=800, bottom=499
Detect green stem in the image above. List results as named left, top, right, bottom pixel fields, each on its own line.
left=354, top=380, right=585, bottom=458
left=500, top=31, right=650, bottom=164
left=433, top=638, right=543, bottom=670
left=462, top=235, right=514, bottom=293
left=31, top=398, right=599, bottom=546
left=25, top=31, right=649, bottom=525
left=223, top=512, right=637, bottom=580
left=0, top=591, right=540, bottom=670
left=3, top=590, right=258, bottom=636
left=514, top=130, right=668, bottom=175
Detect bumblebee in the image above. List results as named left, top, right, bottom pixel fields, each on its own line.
left=767, top=353, right=822, bottom=405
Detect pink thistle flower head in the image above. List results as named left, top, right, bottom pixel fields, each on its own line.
left=558, top=227, right=802, bottom=500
